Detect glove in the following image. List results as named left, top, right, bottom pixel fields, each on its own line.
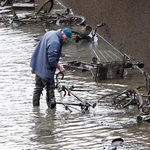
left=59, top=66, right=66, bottom=72
left=56, top=64, right=66, bottom=73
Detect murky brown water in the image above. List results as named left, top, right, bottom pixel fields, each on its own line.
left=0, top=21, right=150, bottom=149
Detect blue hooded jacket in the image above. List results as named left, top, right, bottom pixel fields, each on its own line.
left=30, top=29, right=63, bottom=83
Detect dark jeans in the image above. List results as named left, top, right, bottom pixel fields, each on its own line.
left=33, top=74, right=55, bottom=107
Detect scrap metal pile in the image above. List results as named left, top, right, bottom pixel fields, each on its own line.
left=0, top=0, right=86, bottom=27
left=97, top=55, right=150, bottom=123
left=110, top=85, right=150, bottom=123
left=62, top=54, right=150, bottom=123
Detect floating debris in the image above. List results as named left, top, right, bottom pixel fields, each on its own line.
left=137, top=115, right=150, bottom=123
left=109, top=138, right=124, bottom=150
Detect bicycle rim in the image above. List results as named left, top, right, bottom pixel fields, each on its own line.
left=37, top=0, right=54, bottom=14
left=56, top=15, right=85, bottom=26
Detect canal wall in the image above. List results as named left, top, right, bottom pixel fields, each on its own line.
left=57, top=0, right=150, bottom=74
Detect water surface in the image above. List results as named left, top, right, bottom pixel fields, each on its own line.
left=0, top=25, right=150, bottom=150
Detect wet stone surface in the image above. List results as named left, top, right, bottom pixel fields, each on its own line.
left=0, top=23, right=150, bottom=150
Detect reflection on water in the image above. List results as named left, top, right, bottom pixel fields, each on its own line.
left=0, top=25, right=150, bottom=150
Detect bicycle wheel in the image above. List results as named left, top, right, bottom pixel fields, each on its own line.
left=56, top=15, right=85, bottom=26
left=36, top=0, right=54, bottom=14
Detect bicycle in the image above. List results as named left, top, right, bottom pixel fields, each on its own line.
left=55, top=72, right=96, bottom=113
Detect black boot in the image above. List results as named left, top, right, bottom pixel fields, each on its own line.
left=47, top=97, right=56, bottom=109
left=46, top=81, right=56, bottom=109
left=33, top=74, right=44, bottom=107
left=33, top=91, right=41, bottom=106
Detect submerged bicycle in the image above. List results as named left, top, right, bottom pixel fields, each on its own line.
left=55, top=72, right=96, bottom=113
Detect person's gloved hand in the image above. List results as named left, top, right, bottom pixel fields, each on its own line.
left=55, top=64, right=66, bottom=72
left=59, top=66, right=66, bottom=73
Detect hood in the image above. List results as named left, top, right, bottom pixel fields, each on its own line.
left=56, top=29, right=63, bottom=42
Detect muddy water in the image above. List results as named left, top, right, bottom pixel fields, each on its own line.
left=0, top=24, right=150, bottom=150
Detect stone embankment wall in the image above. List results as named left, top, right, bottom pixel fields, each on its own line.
left=58, top=0, right=150, bottom=74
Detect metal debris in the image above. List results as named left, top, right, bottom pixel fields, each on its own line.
left=0, top=0, right=85, bottom=27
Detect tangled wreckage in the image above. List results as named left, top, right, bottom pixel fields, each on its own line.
left=0, top=0, right=85, bottom=26
left=1, top=0, right=150, bottom=122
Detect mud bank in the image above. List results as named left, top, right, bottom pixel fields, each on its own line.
left=56, top=0, right=150, bottom=74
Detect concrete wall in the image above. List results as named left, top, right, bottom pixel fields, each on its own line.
left=58, top=0, right=150, bottom=74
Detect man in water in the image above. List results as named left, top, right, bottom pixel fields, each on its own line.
left=30, top=28, right=72, bottom=109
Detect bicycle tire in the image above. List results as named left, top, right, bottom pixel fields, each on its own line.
left=56, top=15, right=85, bottom=26
left=36, top=0, right=54, bottom=14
